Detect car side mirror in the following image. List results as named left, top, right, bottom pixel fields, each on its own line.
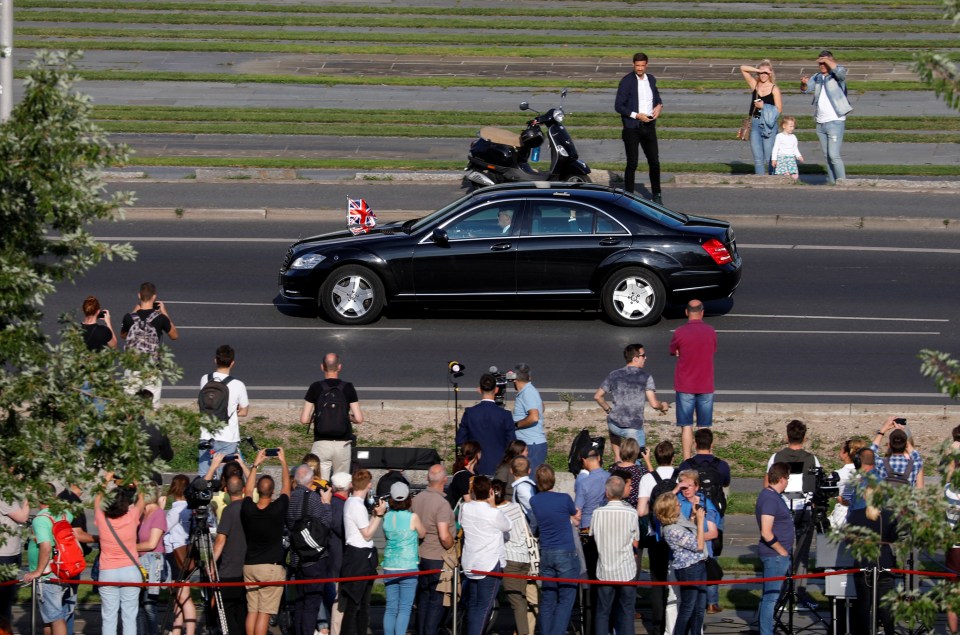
left=519, top=102, right=529, bottom=111
left=432, top=228, right=449, bottom=245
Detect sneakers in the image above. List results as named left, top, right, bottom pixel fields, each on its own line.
left=652, top=193, right=663, bottom=205
left=706, top=604, right=722, bottom=614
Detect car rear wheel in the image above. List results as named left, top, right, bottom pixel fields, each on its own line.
left=319, top=265, right=385, bottom=325
left=601, top=267, right=666, bottom=327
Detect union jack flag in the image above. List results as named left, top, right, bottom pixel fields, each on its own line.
left=346, top=197, right=377, bottom=235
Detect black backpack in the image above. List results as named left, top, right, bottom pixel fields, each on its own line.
left=289, top=491, right=330, bottom=564
left=567, top=428, right=605, bottom=476
left=649, top=468, right=679, bottom=508
left=695, top=456, right=727, bottom=517
left=198, top=374, right=234, bottom=422
left=313, top=380, right=350, bottom=440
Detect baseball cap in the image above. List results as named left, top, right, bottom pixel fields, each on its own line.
left=390, top=482, right=410, bottom=502
left=331, top=472, right=352, bottom=490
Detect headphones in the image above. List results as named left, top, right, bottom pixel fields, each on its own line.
left=851, top=446, right=865, bottom=470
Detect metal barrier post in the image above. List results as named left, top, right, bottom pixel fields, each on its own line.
left=451, top=566, right=458, bottom=635
left=30, top=579, right=37, bottom=635
left=870, top=565, right=878, bottom=635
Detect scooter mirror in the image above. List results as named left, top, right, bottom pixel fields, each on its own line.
left=519, top=102, right=529, bottom=111
left=561, top=88, right=568, bottom=99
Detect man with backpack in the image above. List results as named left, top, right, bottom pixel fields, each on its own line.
left=678, top=428, right=730, bottom=614
left=198, top=344, right=250, bottom=476
left=300, top=353, right=364, bottom=480
left=870, top=416, right=924, bottom=488
left=120, top=281, right=178, bottom=408
left=636, top=441, right=680, bottom=635
left=23, top=486, right=83, bottom=635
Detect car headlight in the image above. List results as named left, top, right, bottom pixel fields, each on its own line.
left=554, top=110, right=564, bottom=123
left=290, top=253, right=327, bottom=269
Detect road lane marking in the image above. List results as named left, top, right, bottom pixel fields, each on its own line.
left=742, top=244, right=960, bottom=254
left=176, top=326, right=412, bottom=331
left=160, top=385, right=949, bottom=399
left=714, top=330, right=938, bottom=335
left=91, top=237, right=960, bottom=255
left=726, top=314, right=947, bottom=322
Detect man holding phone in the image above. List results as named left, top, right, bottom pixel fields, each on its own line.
left=121, top=282, right=178, bottom=407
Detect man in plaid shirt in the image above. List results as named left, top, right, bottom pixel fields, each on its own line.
left=870, top=416, right=924, bottom=488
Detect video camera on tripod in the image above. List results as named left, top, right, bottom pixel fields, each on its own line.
left=488, top=366, right=510, bottom=407
left=808, top=465, right=841, bottom=533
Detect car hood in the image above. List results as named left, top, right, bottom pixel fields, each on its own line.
left=290, top=221, right=409, bottom=251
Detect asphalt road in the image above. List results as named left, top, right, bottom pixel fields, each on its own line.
left=45, top=195, right=960, bottom=405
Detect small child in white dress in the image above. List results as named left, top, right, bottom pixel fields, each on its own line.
left=771, top=116, right=803, bottom=180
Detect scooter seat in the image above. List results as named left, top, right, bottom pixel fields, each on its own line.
left=479, top=126, right=521, bottom=148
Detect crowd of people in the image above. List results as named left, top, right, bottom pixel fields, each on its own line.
left=617, top=49, right=852, bottom=203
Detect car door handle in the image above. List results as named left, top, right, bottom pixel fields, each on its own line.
left=599, top=238, right=620, bottom=246
left=490, top=243, right=512, bottom=251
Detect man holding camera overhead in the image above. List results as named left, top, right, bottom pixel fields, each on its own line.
left=121, top=281, right=178, bottom=407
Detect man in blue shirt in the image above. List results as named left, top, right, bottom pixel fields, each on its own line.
left=575, top=446, right=609, bottom=635
left=508, top=363, right=547, bottom=470
left=756, top=462, right=795, bottom=635
left=456, top=373, right=516, bottom=475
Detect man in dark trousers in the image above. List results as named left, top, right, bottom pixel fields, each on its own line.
left=456, top=372, right=516, bottom=475
left=614, top=52, right=664, bottom=204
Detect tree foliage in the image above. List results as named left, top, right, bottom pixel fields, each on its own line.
left=915, top=0, right=960, bottom=110
left=0, top=51, right=196, bottom=526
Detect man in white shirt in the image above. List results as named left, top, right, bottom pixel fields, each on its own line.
left=460, top=475, right=511, bottom=635
left=592, top=476, right=640, bottom=635
left=340, top=469, right=387, bottom=635
left=198, top=344, right=250, bottom=476
left=614, top=51, right=665, bottom=204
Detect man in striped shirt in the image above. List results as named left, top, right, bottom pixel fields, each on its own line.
left=590, top=476, right=640, bottom=635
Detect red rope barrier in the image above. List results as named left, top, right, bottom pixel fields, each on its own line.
left=465, top=568, right=863, bottom=587
left=25, top=569, right=442, bottom=589
left=889, top=568, right=959, bottom=579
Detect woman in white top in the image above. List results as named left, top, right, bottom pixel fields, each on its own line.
left=164, top=474, right=195, bottom=635
left=459, top=475, right=511, bottom=635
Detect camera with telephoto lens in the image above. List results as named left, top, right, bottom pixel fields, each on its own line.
left=185, top=476, right=213, bottom=510
left=808, top=466, right=841, bottom=532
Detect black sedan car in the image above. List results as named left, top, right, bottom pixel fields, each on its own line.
left=279, top=183, right=741, bottom=326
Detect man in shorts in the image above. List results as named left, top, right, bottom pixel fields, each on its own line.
left=669, top=300, right=717, bottom=460
left=241, top=447, right=291, bottom=635
left=23, top=487, right=75, bottom=635
left=594, top=343, right=670, bottom=463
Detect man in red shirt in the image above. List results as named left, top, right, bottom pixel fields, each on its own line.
left=669, top=300, right=717, bottom=460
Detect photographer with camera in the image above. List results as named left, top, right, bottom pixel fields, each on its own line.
left=287, top=464, right=334, bottom=635
left=94, top=474, right=145, bottom=635
left=241, top=447, right=292, bottom=635
left=764, top=420, right=820, bottom=596
left=457, top=372, right=516, bottom=476
left=212, top=473, right=248, bottom=635
left=870, top=416, right=924, bottom=488
left=80, top=295, right=117, bottom=351
left=508, top=364, right=547, bottom=471
left=341, top=469, right=387, bottom=635
left=121, top=282, right=178, bottom=408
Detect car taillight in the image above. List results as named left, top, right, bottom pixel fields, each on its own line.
left=702, top=239, right=732, bottom=265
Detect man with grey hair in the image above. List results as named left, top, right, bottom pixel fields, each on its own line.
left=591, top=476, right=640, bottom=635
left=300, top=353, right=364, bottom=479
left=508, top=363, right=547, bottom=470
left=411, top=464, right=455, bottom=635
left=286, top=464, right=334, bottom=635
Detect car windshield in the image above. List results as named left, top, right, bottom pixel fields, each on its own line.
left=408, top=192, right=475, bottom=233
left=618, top=191, right=688, bottom=226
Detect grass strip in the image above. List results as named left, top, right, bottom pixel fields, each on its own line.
left=90, top=107, right=960, bottom=132
left=13, top=3, right=948, bottom=21
left=14, top=38, right=952, bottom=62
left=120, top=156, right=960, bottom=177
left=17, top=0, right=942, bottom=9
left=14, top=69, right=929, bottom=92
left=95, top=121, right=960, bottom=143
left=18, top=26, right=957, bottom=53
left=16, top=10, right=960, bottom=33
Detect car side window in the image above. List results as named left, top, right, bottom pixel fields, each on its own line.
left=443, top=203, right=521, bottom=240
left=527, top=202, right=596, bottom=236
left=597, top=212, right=629, bottom=235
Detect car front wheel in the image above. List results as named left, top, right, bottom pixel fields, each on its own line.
left=319, top=265, right=385, bottom=325
left=601, top=267, right=666, bottom=327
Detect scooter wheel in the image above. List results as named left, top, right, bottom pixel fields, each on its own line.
left=564, top=174, right=591, bottom=184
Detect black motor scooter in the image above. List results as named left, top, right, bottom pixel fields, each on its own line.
left=463, top=88, right=591, bottom=189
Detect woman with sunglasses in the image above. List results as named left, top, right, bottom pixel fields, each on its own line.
left=740, top=60, right=783, bottom=174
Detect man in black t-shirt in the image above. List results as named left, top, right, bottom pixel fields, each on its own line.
left=300, top=353, right=364, bottom=480
left=241, top=447, right=291, bottom=635
left=213, top=475, right=248, bottom=635
left=120, top=282, right=178, bottom=407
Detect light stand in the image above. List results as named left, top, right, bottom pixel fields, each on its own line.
left=448, top=361, right=465, bottom=460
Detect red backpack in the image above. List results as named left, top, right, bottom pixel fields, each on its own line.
left=40, top=513, right=86, bottom=579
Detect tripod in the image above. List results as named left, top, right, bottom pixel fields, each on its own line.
left=164, top=507, right=229, bottom=635
left=773, top=554, right=829, bottom=634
